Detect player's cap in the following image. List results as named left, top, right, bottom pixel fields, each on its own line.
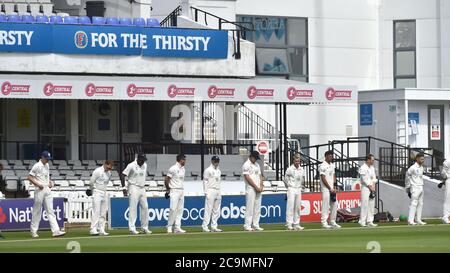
left=41, top=151, right=52, bottom=160
left=249, top=150, right=260, bottom=159
left=137, top=153, right=147, bottom=161
left=211, top=155, right=220, bottom=162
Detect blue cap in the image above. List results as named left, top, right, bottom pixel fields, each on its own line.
left=41, top=151, right=52, bottom=160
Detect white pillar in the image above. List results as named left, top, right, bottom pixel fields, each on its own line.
left=131, top=0, right=152, bottom=18
left=67, top=100, right=79, bottom=160
left=404, top=99, right=409, bottom=146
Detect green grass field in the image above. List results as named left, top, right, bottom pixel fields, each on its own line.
left=1, top=219, right=450, bottom=253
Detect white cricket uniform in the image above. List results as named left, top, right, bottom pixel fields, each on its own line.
left=319, top=161, right=338, bottom=225
left=166, top=162, right=185, bottom=229
left=441, top=159, right=450, bottom=221
left=90, top=166, right=111, bottom=232
left=29, top=160, right=61, bottom=234
left=406, top=162, right=424, bottom=223
left=359, top=163, right=377, bottom=225
left=202, top=164, right=222, bottom=229
left=122, top=160, right=148, bottom=231
left=284, top=164, right=305, bottom=226
left=242, top=159, right=263, bottom=229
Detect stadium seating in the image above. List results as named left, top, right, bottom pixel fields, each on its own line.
left=49, top=15, right=62, bottom=24
left=119, top=17, right=133, bottom=26
left=92, top=16, right=105, bottom=25
left=146, top=18, right=160, bottom=27
left=106, top=17, right=119, bottom=25
left=62, top=16, right=78, bottom=24
left=133, top=17, right=145, bottom=27
left=78, top=16, right=91, bottom=25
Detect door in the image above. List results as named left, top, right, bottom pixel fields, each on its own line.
left=428, top=105, right=445, bottom=165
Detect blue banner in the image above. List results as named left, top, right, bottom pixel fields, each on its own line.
left=359, top=103, right=373, bottom=126
left=109, top=194, right=286, bottom=228
left=0, top=197, right=64, bottom=231
left=0, top=23, right=228, bottom=59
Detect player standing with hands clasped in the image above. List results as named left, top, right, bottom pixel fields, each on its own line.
left=243, top=151, right=264, bottom=232
left=121, top=153, right=152, bottom=235
left=405, top=153, right=427, bottom=225
left=28, top=151, right=66, bottom=238
left=319, top=150, right=341, bottom=229
left=439, top=158, right=450, bottom=224
left=165, top=154, right=187, bottom=234
left=201, top=156, right=223, bottom=232
left=284, top=154, right=305, bottom=231
left=358, top=154, right=378, bottom=227
left=89, top=160, right=114, bottom=236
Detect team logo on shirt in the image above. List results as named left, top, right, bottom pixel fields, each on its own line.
left=325, top=87, right=352, bottom=101
left=1, top=81, right=30, bottom=96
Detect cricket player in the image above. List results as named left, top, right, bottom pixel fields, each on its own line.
left=202, top=156, right=222, bottom=232
left=284, top=154, right=305, bottom=231
left=405, top=153, right=427, bottom=225
left=319, top=150, right=341, bottom=229
left=358, top=154, right=378, bottom=227
left=440, top=159, right=450, bottom=224
left=243, top=151, right=264, bottom=231
left=89, top=160, right=114, bottom=235
left=121, top=153, right=151, bottom=235
left=28, top=151, right=65, bottom=238
left=165, top=154, right=187, bottom=233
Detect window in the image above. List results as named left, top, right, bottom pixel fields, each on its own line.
left=394, top=20, right=416, bottom=88
left=238, top=15, right=308, bottom=81
left=39, top=100, right=66, bottom=159
left=123, top=101, right=139, bottom=134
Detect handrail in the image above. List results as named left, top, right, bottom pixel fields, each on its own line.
left=160, top=5, right=182, bottom=27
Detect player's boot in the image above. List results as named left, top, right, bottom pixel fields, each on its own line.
left=31, top=232, right=39, bottom=238
left=167, top=226, right=173, bottom=234
left=99, top=229, right=109, bottom=236
left=358, top=221, right=367, bottom=227
left=129, top=229, right=139, bottom=235
left=244, top=226, right=254, bottom=231
left=408, top=221, right=417, bottom=226
left=52, top=230, right=66, bottom=237
left=417, top=220, right=427, bottom=225
left=367, top=222, right=378, bottom=227
left=253, top=226, right=264, bottom=231
left=293, top=225, right=304, bottom=231
left=442, top=217, right=450, bottom=224
left=174, top=228, right=186, bottom=233
left=330, top=222, right=342, bottom=229
left=141, top=227, right=152, bottom=234
left=322, top=223, right=332, bottom=229
left=211, top=227, right=222, bottom=232
left=90, top=228, right=99, bottom=236
left=286, top=224, right=294, bottom=231
left=202, top=226, right=211, bottom=232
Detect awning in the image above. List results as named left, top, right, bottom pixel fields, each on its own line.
left=0, top=74, right=357, bottom=104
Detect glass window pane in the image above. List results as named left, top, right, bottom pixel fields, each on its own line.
left=237, top=16, right=254, bottom=42
left=288, top=47, right=307, bottom=76
left=123, top=102, right=139, bottom=134
left=40, top=101, right=54, bottom=134
left=254, top=17, right=286, bottom=46
left=54, top=101, right=66, bottom=134
left=395, top=51, right=415, bottom=76
left=395, top=21, right=415, bottom=48
left=256, top=48, right=289, bottom=74
left=287, top=18, right=307, bottom=46
left=395, top=78, right=416, bottom=88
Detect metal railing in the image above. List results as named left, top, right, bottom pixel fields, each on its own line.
left=160, top=5, right=182, bottom=27
left=0, top=140, right=69, bottom=160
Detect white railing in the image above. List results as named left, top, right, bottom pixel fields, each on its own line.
left=66, top=197, right=92, bottom=223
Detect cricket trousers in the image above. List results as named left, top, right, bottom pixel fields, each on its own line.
left=443, top=179, right=450, bottom=221
left=286, top=187, right=301, bottom=226
left=244, top=187, right=262, bottom=229
left=202, top=188, right=221, bottom=229
left=128, top=184, right=149, bottom=231
left=167, top=188, right=184, bottom=229
left=30, top=186, right=59, bottom=233
left=359, top=186, right=375, bottom=225
left=321, top=189, right=338, bottom=225
left=30, top=187, right=60, bottom=234
left=91, top=189, right=109, bottom=232
left=408, top=185, right=424, bottom=223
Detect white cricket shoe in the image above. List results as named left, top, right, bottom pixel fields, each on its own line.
left=31, top=232, right=39, bottom=238
left=293, top=225, right=304, bottom=231
left=286, top=225, right=294, bottom=231
left=253, top=226, right=264, bottom=231
left=367, top=222, right=378, bottom=227
left=211, top=227, right=222, bottom=232
left=442, top=218, right=450, bottom=224
left=417, top=220, right=427, bottom=225
left=202, top=226, right=211, bottom=232
left=322, top=223, right=332, bottom=229
left=52, top=231, right=66, bottom=237
left=358, top=222, right=367, bottom=227
left=330, top=222, right=342, bottom=229
left=141, top=228, right=152, bottom=234
left=90, top=229, right=99, bottom=236
left=408, top=222, right=417, bottom=226
left=174, top=228, right=186, bottom=233
left=167, top=227, right=173, bottom=234
left=129, top=229, right=139, bottom=235
left=99, top=230, right=109, bottom=236
left=244, top=226, right=254, bottom=231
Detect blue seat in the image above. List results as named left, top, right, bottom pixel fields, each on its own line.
left=62, top=16, right=79, bottom=25
left=35, top=15, right=49, bottom=24
left=119, top=17, right=132, bottom=26
left=7, top=15, right=22, bottom=23
left=133, top=17, right=145, bottom=27
left=49, top=15, right=63, bottom=24
left=92, top=16, right=105, bottom=25
left=106, top=17, right=119, bottom=25
left=22, top=15, right=35, bottom=23
left=0, top=14, right=7, bottom=23
left=79, top=16, right=91, bottom=25
left=146, top=18, right=160, bottom=27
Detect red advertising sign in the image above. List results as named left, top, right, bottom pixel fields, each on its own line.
left=300, top=191, right=361, bottom=222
